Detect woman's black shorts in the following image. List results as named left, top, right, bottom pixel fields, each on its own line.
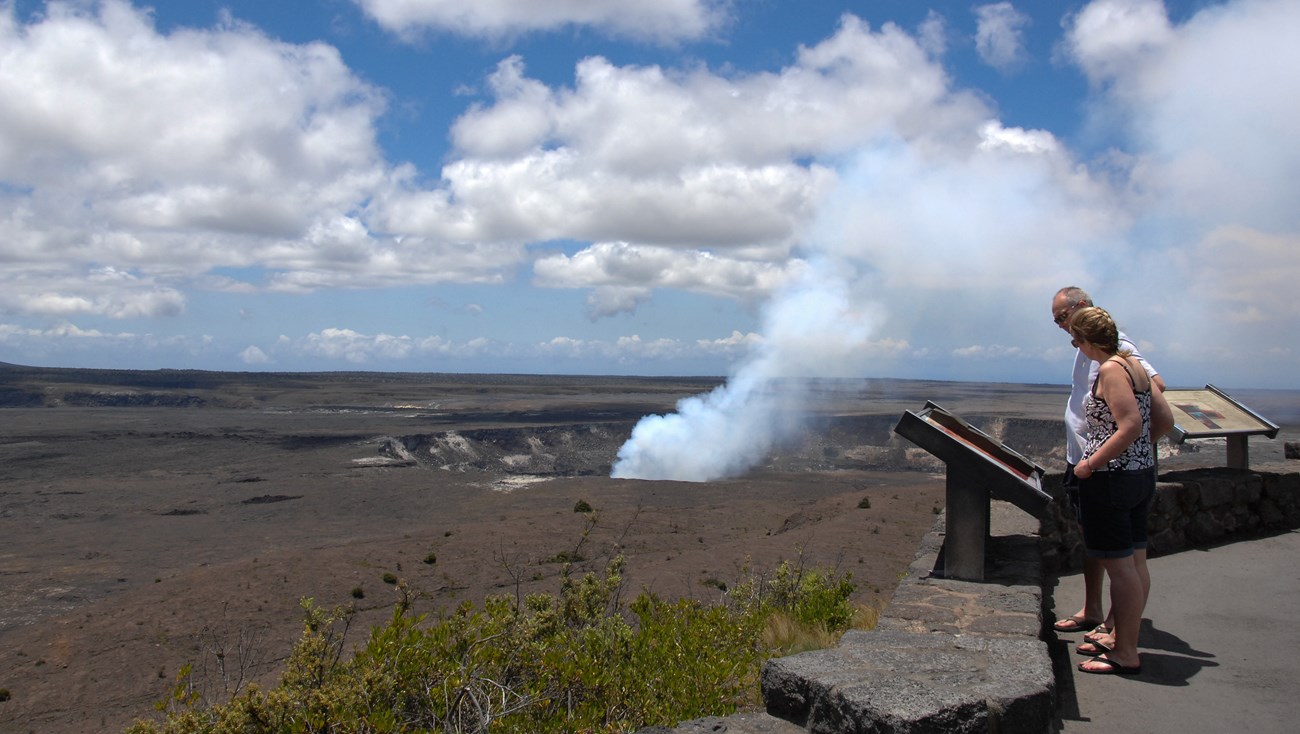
left=1078, top=468, right=1156, bottom=559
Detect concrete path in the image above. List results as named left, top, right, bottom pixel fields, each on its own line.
left=1049, top=529, right=1300, bottom=733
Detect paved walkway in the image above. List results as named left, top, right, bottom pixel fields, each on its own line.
left=1049, top=529, right=1300, bottom=733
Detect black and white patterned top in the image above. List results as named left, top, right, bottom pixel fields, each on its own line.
left=1083, top=358, right=1155, bottom=471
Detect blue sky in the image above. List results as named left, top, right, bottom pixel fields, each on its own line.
left=1, top=0, right=1296, bottom=389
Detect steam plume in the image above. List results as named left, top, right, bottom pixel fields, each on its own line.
left=610, top=260, right=875, bottom=481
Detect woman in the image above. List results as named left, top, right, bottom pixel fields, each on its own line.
left=1068, top=306, right=1171, bottom=675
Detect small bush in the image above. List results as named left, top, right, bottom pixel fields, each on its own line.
left=573, top=499, right=593, bottom=513
left=857, top=496, right=871, bottom=509
left=350, top=586, right=364, bottom=599
left=0, top=688, right=10, bottom=702
left=422, top=552, right=437, bottom=565
left=127, top=556, right=862, bottom=734
left=381, top=572, right=398, bottom=585
left=731, top=559, right=859, bottom=656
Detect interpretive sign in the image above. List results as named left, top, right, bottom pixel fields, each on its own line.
left=894, top=402, right=1049, bottom=581
left=1164, top=385, right=1279, bottom=469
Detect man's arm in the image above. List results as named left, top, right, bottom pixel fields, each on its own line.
left=1118, top=333, right=1165, bottom=391
left=1151, top=383, right=1174, bottom=439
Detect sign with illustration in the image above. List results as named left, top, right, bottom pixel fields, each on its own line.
left=1164, top=385, right=1279, bottom=441
left=1163, top=385, right=1279, bottom=470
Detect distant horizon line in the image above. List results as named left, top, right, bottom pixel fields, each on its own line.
left=6, top=359, right=1299, bottom=395
left=0, top=358, right=1061, bottom=387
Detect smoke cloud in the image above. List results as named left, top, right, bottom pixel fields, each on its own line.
left=610, top=258, right=878, bottom=481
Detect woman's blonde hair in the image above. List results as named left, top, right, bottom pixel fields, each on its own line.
left=1068, top=306, right=1130, bottom=357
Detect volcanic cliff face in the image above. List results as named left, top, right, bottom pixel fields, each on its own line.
left=364, top=414, right=1073, bottom=478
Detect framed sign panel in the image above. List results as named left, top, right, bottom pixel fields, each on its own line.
left=894, top=401, right=1049, bottom=514
left=1165, top=385, right=1279, bottom=440
left=1164, top=385, right=1279, bottom=468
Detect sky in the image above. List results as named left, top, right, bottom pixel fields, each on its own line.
left=1, top=0, right=1297, bottom=390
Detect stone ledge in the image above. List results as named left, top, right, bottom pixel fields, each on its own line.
left=762, top=630, right=1052, bottom=734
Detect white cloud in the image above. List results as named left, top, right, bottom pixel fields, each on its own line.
left=583, top=286, right=651, bottom=320
left=806, top=128, right=1121, bottom=303
left=0, top=266, right=186, bottom=318
left=0, top=2, right=385, bottom=226
left=1117, top=0, right=1299, bottom=229
left=376, top=154, right=834, bottom=248
left=537, top=331, right=755, bottom=363
left=0, top=0, right=397, bottom=314
left=449, top=19, right=989, bottom=168
left=953, top=344, right=1028, bottom=359
left=378, top=15, right=999, bottom=306
left=1063, top=0, right=1174, bottom=86
left=916, top=10, right=948, bottom=57
left=1167, top=226, right=1300, bottom=328
left=297, top=328, right=424, bottom=363
left=0, top=319, right=212, bottom=361
left=533, top=242, right=803, bottom=305
left=0, top=6, right=1005, bottom=328
left=974, top=3, right=1031, bottom=72
left=289, top=328, right=503, bottom=365
left=351, top=0, right=729, bottom=43
left=1063, top=0, right=1300, bottom=380
left=696, top=330, right=763, bottom=355
left=239, top=345, right=272, bottom=364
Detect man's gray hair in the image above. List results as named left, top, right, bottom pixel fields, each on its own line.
left=1055, top=286, right=1092, bottom=308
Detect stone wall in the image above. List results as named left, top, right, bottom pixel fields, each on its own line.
left=1041, top=467, right=1300, bottom=575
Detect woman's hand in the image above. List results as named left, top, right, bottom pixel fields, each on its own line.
left=1075, top=457, right=1094, bottom=479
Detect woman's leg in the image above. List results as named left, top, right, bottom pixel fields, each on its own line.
left=1133, top=548, right=1151, bottom=607
left=1080, top=554, right=1143, bottom=671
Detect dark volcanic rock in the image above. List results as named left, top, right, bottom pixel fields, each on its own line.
left=61, top=391, right=205, bottom=408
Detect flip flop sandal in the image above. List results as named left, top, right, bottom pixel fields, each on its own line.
left=1075, top=639, right=1113, bottom=657
left=1084, top=624, right=1112, bottom=643
left=1053, top=615, right=1102, bottom=633
left=1078, top=654, right=1141, bottom=675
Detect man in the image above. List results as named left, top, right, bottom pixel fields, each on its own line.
left=1050, top=286, right=1169, bottom=646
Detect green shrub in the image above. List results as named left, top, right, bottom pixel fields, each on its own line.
left=730, top=559, right=858, bottom=655
left=857, top=496, right=871, bottom=509
left=573, top=499, right=594, bottom=513
left=381, top=572, right=398, bottom=585
left=126, top=555, right=861, bottom=734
